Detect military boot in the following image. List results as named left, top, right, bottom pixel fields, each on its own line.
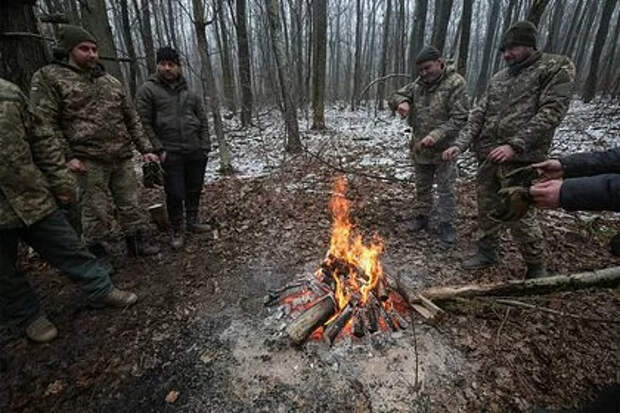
left=186, top=214, right=210, bottom=233
left=462, top=249, right=498, bottom=270
left=90, top=287, right=138, bottom=308
left=525, top=263, right=548, bottom=279
left=439, top=222, right=456, bottom=247
left=170, top=228, right=184, bottom=250
left=407, top=215, right=428, bottom=233
left=25, top=315, right=58, bottom=343
left=126, top=231, right=160, bottom=257
left=88, top=243, right=115, bottom=275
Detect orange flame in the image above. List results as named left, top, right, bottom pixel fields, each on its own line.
left=323, top=176, right=384, bottom=311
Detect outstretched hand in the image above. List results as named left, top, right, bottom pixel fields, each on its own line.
left=530, top=179, right=562, bottom=209
left=531, top=159, right=563, bottom=181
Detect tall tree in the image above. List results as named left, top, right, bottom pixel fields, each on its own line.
left=543, top=0, right=565, bottom=52
left=192, top=0, right=234, bottom=173
left=582, top=0, right=616, bottom=102
left=167, top=0, right=177, bottom=48
left=215, top=0, right=236, bottom=113
left=81, top=0, right=124, bottom=82
left=430, top=0, right=453, bottom=52
left=265, top=0, right=301, bottom=152
left=118, top=0, right=137, bottom=96
left=376, top=0, right=392, bottom=110
left=526, top=0, right=551, bottom=27
left=407, top=0, right=428, bottom=74
left=235, top=0, right=253, bottom=126
left=492, top=0, right=518, bottom=74
left=0, top=0, right=48, bottom=91
left=311, top=0, right=327, bottom=129
left=457, top=0, right=474, bottom=76
left=350, top=0, right=364, bottom=110
left=474, top=0, right=501, bottom=96
left=136, top=0, right=156, bottom=73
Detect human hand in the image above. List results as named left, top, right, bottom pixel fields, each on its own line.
left=159, top=151, right=167, bottom=163
left=143, top=152, right=160, bottom=163
left=529, top=179, right=562, bottom=209
left=396, top=102, right=410, bottom=118
left=67, top=158, right=86, bottom=174
left=419, top=135, right=436, bottom=148
left=442, top=146, right=461, bottom=161
left=531, top=159, right=563, bottom=181
left=488, top=145, right=516, bottom=163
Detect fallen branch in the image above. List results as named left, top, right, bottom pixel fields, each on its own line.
left=487, top=298, right=620, bottom=324
left=358, top=73, right=413, bottom=99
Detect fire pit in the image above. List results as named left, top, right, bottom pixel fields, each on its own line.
left=265, top=176, right=411, bottom=346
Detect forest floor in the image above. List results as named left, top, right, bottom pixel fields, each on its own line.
left=1, top=99, right=619, bottom=412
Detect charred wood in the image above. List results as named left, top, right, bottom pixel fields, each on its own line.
left=323, top=304, right=354, bottom=345
left=286, top=294, right=336, bottom=346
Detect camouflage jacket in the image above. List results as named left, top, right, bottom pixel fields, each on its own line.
left=136, top=74, right=211, bottom=155
left=455, top=51, right=575, bottom=163
left=388, top=64, right=470, bottom=164
left=30, top=62, right=154, bottom=163
left=0, top=78, right=74, bottom=228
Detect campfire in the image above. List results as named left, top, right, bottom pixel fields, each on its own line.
left=265, top=176, right=410, bottom=346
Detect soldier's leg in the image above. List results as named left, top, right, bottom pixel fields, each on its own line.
left=508, top=207, right=546, bottom=275
left=185, top=154, right=208, bottom=232
left=81, top=160, right=116, bottom=247
left=0, top=229, right=40, bottom=324
left=436, top=161, right=457, bottom=245
left=411, top=163, right=435, bottom=231
left=161, top=153, right=186, bottom=232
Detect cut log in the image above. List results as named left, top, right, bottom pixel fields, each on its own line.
left=390, top=310, right=409, bottom=329
left=411, top=304, right=438, bottom=324
left=371, top=294, right=396, bottom=331
left=324, top=304, right=354, bottom=345
left=352, top=309, right=365, bottom=337
left=390, top=267, right=620, bottom=303
left=417, top=294, right=445, bottom=317
left=375, top=279, right=389, bottom=301
left=286, top=294, right=336, bottom=346
left=365, top=302, right=378, bottom=333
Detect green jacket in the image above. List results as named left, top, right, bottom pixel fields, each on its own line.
left=0, top=78, right=74, bottom=228
left=135, top=74, right=210, bottom=155
left=388, top=64, right=470, bottom=164
left=30, top=62, right=154, bottom=163
left=455, top=51, right=575, bottom=163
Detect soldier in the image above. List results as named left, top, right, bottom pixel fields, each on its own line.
left=136, top=47, right=211, bottom=250
left=388, top=46, right=470, bottom=247
left=443, top=21, right=575, bottom=278
left=0, top=77, right=138, bottom=343
left=30, top=25, right=160, bottom=267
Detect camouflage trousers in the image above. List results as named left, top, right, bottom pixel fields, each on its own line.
left=476, top=162, right=544, bottom=264
left=80, top=158, right=149, bottom=246
left=413, top=161, right=456, bottom=224
left=0, top=209, right=112, bottom=324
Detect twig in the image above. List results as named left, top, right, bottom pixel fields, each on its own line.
left=486, top=298, right=620, bottom=324
left=495, top=308, right=511, bottom=346
left=358, top=73, right=413, bottom=99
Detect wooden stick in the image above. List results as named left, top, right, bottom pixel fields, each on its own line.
left=286, top=295, right=336, bottom=346
left=352, top=309, right=365, bottom=337
left=324, top=304, right=354, bottom=345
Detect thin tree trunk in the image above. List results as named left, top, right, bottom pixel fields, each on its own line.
left=408, top=0, right=428, bottom=75
left=430, top=0, right=453, bottom=52
left=457, top=0, right=474, bottom=76
left=215, top=0, right=236, bottom=113
left=602, top=11, right=620, bottom=92
left=350, top=0, right=364, bottom=110
left=561, top=0, right=585, bottom=56
left=235, top=0, right=253, bottom=126
left=582, top=0, right=616, bottom=102
left=526, top=0, right=551, bottom=27
left=311, top=0, right=327, bottom=130
left=167, top=0, right=177, bottom=48
left=118, top=0, right=137, bottom=96
left=474, top=0, right=501, bottom=97
left=138, top=0, right=156, bottom=74
left=81, top=0, right=124, bottom=82
left=376, top=0, right=391, bottom=110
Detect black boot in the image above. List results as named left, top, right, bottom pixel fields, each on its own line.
left=88, top=243, right=115, bottom=275
left=126, top=232, right=160, bottom=257
left=462, top=249, right=498, bottom=270
left=525, top=263, right=548, bottom=279
left=439, top=222, right=456, bottom=247
left=186, top=213, right=210, bottom=233
left=170, top=227, right=184, bottom=250
left=407, top=215, right=428, bottom=233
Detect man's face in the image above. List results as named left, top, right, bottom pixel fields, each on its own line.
left=502, top=45, right=534, bottom=66
left=70, top=41, right=98, bottom=69
left=157, top=60, right=181, bottom=82
left=417, top=59, right=443, bottom=83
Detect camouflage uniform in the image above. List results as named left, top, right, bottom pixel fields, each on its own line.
left=0, top=78, right=112, bottom=324
left=30, top=62, right=155, bottom=247
left=454, top=51, right=575, bottom=264
left=389, top=64, right=470, bottom=223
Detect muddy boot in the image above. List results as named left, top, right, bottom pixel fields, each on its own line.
left=25, top=315, right=58, bottom=343
left=88, top=243, right=115, bottom=275
left=407, top=215, right=428, bottom=233
left=90, top=287, right=138, bottom=308
left=525, top=263, right=548, bottom=279
left=186, top=214, right=210, bottom=234
left=439, top=222, right=456, bottom=247
left=170, top=228, right=184, bottom=250
left=126, top=232, right=159, bottom=257
left=462, top=249, right=498, bottom=270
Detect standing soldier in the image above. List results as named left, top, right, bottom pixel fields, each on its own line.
left=388, top=46, right=470, bottom=247
left=30, top=25, right=160, bottom=267
left=443, top=21, right=575, bottom=277
left=0, top=77, right=137, bottom=343
left=136, top=47, right=211, bottom=250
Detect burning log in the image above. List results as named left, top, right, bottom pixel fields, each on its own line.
left=324, top=304, right=354, bottom=345
left=352, top=309, right=365, bottom=337
left=375, top=279, right=389, bottom=301
left=264, top=282, right=308, bottom=306
left=286, top=294, right=337, bottom=346
left=365, top=302, right=378, bottom=333
left=372, top=294, right=397, bottom=331
left=390, top=310, right=408, bottom=329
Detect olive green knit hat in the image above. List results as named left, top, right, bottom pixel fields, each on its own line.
left=57, top=25, right=97, bottom=53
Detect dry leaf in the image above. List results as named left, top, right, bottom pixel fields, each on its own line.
left=165, top=390, right=179, bottom=403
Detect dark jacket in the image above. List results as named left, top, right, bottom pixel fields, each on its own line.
left=559, top=147, right=620, bottom=212
left=135, top=74, right=210, bottom=155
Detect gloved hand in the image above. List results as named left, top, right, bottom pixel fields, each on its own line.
left=142, top=161, right=164, bottom=188
left=490, top=186, right=532, bottom=222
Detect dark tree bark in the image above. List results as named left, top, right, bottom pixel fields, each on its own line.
left=235, top=0, right=253, bottom=126
left=118, top=0, right=137, bottom=96
left=561, top=0, right=585, bottom=56
left=492, top=0, right=518, bottom=74
left=574, top=1, right=600, bottom=75
left=408, top=0, right=428, bottom=74
left=582, top=0, right=616, bottom=102
left=602, top=11, right=620, bottom=92
left=543, top=0, right=565, bottom=52
left=311, top=0, right=327, bottom=130
left=137, top=0, right=156, bottom=73
left=526, top=0, right=551, bottom=27
left=167, top=0, right=177, bottom=48
left=474, top=0, right=501, bottom=97
left=376, top=0, right=391, bottom=110
left=430, top=0, right=453, bottom=52
left=265, top=0, right=302, bottom=153
left=457, top=0, right=474, bottom=76
left=215, top=0, right=236, bottom=113
left=0, top=0, right=48, bottom=91
left=81, top=0, right=124, bottom=82
left=350, top=0, right=364, bottom=110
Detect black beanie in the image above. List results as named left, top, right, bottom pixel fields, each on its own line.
left=415, top=46, right=442, bottom=64
left=156, top=47, right=180, bottom=64
left=500, top=20, right=537, bottom=51
left=58, top=25, right=97, bottom=53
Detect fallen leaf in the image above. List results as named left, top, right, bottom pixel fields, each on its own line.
left=44, top=380, right=65, bottom=396
left=165, top=390, right=179, bottom=403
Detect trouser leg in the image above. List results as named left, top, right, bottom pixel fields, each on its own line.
left=110, top=158, right=149, bottom=236
left=81, top=160, right=116, bottom=246
left=435, top=161, right=457, bottom=224
left=476, top=163, right=501, bottom=255
left=508, top=207, right=545, bottom=264
left=413, top=163, right=435, bottom=217
left=162, top=154, right=186, bottom=230
left=185, top=156, right=207, bottom=221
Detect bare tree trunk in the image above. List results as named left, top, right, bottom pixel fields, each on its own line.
left=192, top=0, right=234, bottom=173
left=474, top=0, right=501, bottom=97
left=81, top=0, right=124, bottom=82
left=137, top=0, right=156, bottom=74
left=430, top=0, right=453, bottom=52
left=311, top=0, right=327, bottom=130
left=167, top=0, right=177, bottom=48
left=526, top=0, right=551, bottom=27
left=376, top=0, right=391, bottom=110
left=350, top=0, right=363, bottom=110
left=457, top=0, right=474, bottom=76
left=265, top=0, right=301, bottom=153
left=543, top=0, right=564, bottom=52
left=561, top=0, right=585, bottom=56
left=602, top=11, right=620, bottom=92
left=574, top=1, right=600, bottom=77
left=0, top=0, right=48, bottom=91
left=491, top=0, right=518, bottom=74
left=582, top=0, right=616, bottom=102
left=235, top=0, right=253, bottom=126
left=408, top=0, right=428, bottom=74
left=118, top=0, right=137, bottom=96
left=215, top=0, right=236, bottom=113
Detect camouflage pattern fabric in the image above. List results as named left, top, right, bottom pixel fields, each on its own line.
left=30, top=62, right=154, bottom=163
left=80, top=158, right=149, bottom=246
left=0, top=78, right=74, bottom=228
left=388, top=63, right=470, bottom=165
left=413, top=162, right=456, bottom=223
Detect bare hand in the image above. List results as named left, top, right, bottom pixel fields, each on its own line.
left=143, top=152, right=160, bottom=163
left=419, top=135, right=436, bottom=148
left=396, top=102, right=410, bottom=118
left=67, top=158, right=86, bottom=174
left=531, top=159, right=563, bottom=181
left=442, top=146, right=461, bottom=161
left=159, top=151, right=167, bottom=163
left=530, top=179, right=562, bottom=209
left=487, top=145, right=515, bottom=163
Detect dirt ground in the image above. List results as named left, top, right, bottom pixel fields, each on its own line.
left=1, top=155, right=618, bottom=412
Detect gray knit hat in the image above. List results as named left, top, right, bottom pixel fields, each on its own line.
left=500, top=20, right=537, bottom=51
left=415, top=46, right=442, bottom=64
left=58, top=25, right=97, bottom=53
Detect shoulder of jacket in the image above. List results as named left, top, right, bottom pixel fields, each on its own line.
left=540, top=53, right=575, bottom=71
left=0, top=78, right=23, bottom=98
